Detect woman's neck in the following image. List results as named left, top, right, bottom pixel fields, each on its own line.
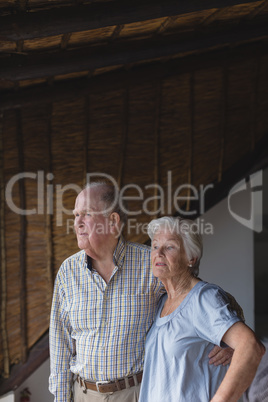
left=160, top=275, right=200, bottom=317
left=163, top=274, right=199, bottom=299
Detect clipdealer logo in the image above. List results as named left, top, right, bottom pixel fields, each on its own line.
left=4, top=170, right=264, bottom=234
left=227, top=170, right=263, bottom=233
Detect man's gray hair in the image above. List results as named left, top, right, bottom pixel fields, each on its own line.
left=84, top=181, right=128, bottom=225
left=147, top=216, right=203, bottom=276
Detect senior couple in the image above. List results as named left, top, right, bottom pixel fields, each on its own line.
left=49, top=182, right=265, bottom=402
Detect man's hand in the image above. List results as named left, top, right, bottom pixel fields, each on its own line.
left=208, top=346, right=234, bottom=366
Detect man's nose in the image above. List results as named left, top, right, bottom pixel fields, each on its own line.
left=75, top=216, right=84, bottom=227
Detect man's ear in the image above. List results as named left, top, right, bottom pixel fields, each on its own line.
left=109, top=212, right=120, bottom=228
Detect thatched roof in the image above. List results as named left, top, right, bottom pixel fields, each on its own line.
left=0, top=0, right=268, bottom=394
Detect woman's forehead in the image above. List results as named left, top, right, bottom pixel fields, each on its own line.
left=152, top=229, right=180, bottom=242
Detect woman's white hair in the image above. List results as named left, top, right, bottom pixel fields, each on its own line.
left=147, top=216, right=203, bottom=276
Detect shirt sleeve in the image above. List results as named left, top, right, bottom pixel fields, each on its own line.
left=193, top=283, right=242, bottom=347
left=49, top=265, right=75, bottom=402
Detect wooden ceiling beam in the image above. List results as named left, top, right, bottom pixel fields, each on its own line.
left=0, top=21, right=267, bottom=82
left=0, top=41, right=267, bottom=111
left=0, top=0, right=262, bottom=41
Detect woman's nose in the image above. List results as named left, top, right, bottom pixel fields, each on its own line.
left=156, top=246, right=164, bottom=256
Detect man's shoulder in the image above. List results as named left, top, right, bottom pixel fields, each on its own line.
left=61, top=249, right=86, bottom=268
left=125, top=240, right=151, bottom=254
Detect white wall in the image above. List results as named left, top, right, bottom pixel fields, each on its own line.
left=200, top=193, right=254, bottom=328
left=0, top=393, right=14, bottom=402
left=14, top=359, right=53, bottom=402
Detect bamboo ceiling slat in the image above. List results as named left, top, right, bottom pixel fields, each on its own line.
left=165, top=9, right=216, bottom=34
left=84, top=96, right=90, bottom=183
left=87, top=89, right=125, bottom=179
left=51, top=98, right=87, bottom=273
left=224, top=60, right=258, bottom=171
left=218, top=67, right=229, bottom=182
left=117, top=88, right=129, bottom=189
left=0, top=112, right=9, bottom=379
left=212, top=0, right=266, bottom=22
left=120, top=18, right=166, bottom=39
left=153, top=82, right=161, bottom=219
left=21, top=106, right=53, bottom=348
left=93, top=65, right=124, bottom=76
left=2, top=110, right=22, bottom=371
left=23, top=35, right=62, bottom=51
left=15, top=109, right=28, bottom=365
left=45, top=104, right=54, bottom=325
left=159, top=73, right=193, bottom=217
left=18, top=78, right=47, bottom=89
left=192, top=68, right=223, bottom=188
left=27, top=0, right=72, bottom=7
left=122, top=83, right=158, bottom=243
left=54, top=71, right=89, bottom=82
left=247, top=0, right=268, bottom=19
left=186, top=71, right=194, bottom=213
left=69, top=26, right=115, bottom=46
left=0, top=40, right=16, bottom=52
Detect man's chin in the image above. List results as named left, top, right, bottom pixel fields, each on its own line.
left=77, top=241, right=87, bottom=250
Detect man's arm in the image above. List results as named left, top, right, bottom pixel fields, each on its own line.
left=208, top=345, right=233, bottom=366
left=49, top=271, right=74, bottom=402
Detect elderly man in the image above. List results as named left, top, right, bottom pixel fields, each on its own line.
left=49, top=181, right=235, bottom=402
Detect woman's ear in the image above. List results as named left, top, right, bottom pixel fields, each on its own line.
left=188, top=257, right=198, bottom=267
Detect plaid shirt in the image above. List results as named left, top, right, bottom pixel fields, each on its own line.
left=49, top=236, right=165, bottom=401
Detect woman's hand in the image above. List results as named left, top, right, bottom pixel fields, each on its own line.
left=208, top=345, right=233, bottom=366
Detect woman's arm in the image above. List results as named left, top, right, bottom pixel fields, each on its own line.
left=211, top=322, right=265, bottom=402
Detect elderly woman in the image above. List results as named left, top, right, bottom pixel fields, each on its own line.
left=139, top=216, right=265, bottom=402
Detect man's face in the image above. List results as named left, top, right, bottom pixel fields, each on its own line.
left=73, top=187, right=111, bottom=258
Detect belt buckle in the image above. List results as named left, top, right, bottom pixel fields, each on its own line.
left=96, top=380, right=110, bottom=393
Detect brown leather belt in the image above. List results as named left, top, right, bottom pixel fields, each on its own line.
left=77, top=372, right=143, bottom=393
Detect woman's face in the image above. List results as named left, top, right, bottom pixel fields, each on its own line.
left=151, top=229, right=189, bottom=280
